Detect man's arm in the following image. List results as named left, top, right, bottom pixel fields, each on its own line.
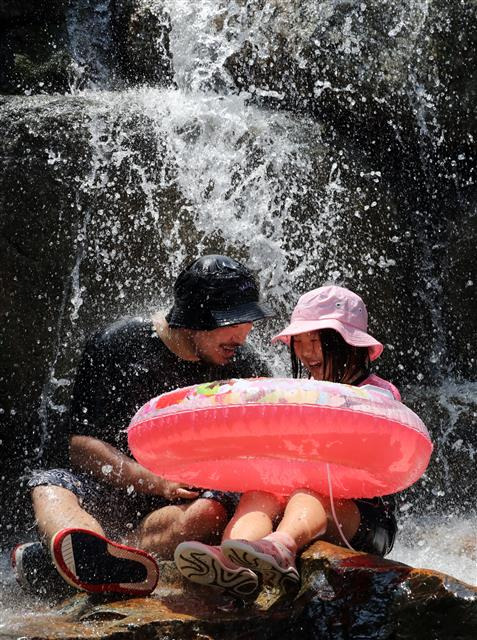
left=70, top=435, right=199, bottom=500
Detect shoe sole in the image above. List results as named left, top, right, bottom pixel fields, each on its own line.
left=51, top=528, right=159, bottom=595
left=222, top=540, right=300, bottom=591
left=174, top=542, right=258, bottom=598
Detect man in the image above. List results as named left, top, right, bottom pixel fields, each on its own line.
left=12, top=255, right=274, bottom=597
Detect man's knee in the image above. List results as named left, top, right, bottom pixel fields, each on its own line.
left=237, top=490, right=284, bottom=514
left=31, top=484, right=88, bottom=543
left=183, top=498, right=229, bottom=533
left=31, top=484, right=80, bottom=511
left=156, top=497, right=228, bottom=538
left=136, top=498, right=229, bottom=558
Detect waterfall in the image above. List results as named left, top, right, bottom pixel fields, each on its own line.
left=0, top=0, right=475, bottom=591
left=66, top=0, right=115, bottom=89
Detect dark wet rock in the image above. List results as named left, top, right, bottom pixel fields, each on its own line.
left=2, top=49, right=74, bottom=96
left=0, top=0, right=175, bottom=94
left=111, top=0, right=175, bottom=87
left=292, top=542, right=477, bottom=640
left=1, top=543, right=475, bottom=639
left=0, top=95, right=91, bottom=464
left=0, top=1, right=73, bottom=95
left=223, top=0, right=476, bottom=172
left=0, top=20, right=73, bottom=96
left=221, top=0, right=477, bottom=288
left=440, top=195, right=477, bottom=381
left=0, top=1, right=68, bottom=22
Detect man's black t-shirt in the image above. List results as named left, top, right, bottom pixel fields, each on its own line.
left=70, top=317, right=271, bottom=454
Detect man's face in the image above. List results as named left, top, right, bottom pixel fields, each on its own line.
left=191, top=322, right=253, bottom=366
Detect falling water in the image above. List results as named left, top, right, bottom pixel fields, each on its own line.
left=66, top=0, right=115, bottom=89
left=1, top=2, right=475, bottom=622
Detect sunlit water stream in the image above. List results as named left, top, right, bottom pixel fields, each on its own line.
left=0, top=0, right=475, bottom=628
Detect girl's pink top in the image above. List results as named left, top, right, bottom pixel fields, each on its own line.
left=359, top=373, right=401, bottom=401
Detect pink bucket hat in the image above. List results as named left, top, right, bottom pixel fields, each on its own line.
left=272, top=285, right=383, bottom=361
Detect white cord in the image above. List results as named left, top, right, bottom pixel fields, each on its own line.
left=326, top=463, right=355, bottom=551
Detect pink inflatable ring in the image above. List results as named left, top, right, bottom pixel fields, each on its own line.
left=128, top=378, right=433, bottom=498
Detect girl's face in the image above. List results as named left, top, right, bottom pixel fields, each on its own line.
left=293, top=331, right=324, bottom=380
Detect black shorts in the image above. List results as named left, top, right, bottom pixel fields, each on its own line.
left=350, top=496, right=397, bottom=557
left=28, top=468, right=240, bottom=539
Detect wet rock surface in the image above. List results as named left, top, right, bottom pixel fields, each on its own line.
left=223, top=0, right=476, bottom=168
left=0, top=93, right=193, bottom=488
left=295, top=542, right=477, bottom=640
left=402, top=384, right=477, bottom=514
left=0, top=0, right=175, bottom=93
left=112, top=0, right=175, bottom=87
left=0, top=1, right=68, bottom=21
left=1, top=542, right=476, bottom=640
left=0, top=1, right=72, bottom=94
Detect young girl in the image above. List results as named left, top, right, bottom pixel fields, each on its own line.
left=175, top=285, right=400, bottom=598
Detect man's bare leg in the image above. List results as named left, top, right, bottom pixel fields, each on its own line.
left=29, top=485, right=160, bottom=596
left=31, top=485, right=104, bottom=545
left=131, top=498, right=229, bottom=559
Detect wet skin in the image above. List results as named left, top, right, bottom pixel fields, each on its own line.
left=191, top=322, right=254, bottom=366
left=293, top=330, right=324, bottom=380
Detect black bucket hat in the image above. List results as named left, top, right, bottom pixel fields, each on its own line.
left=166, top=255, right=275, bottom=330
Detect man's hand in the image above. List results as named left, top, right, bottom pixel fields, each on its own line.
left=143, top=473, right=199, bottom=500
left=158, top=480, right=200, bottom=501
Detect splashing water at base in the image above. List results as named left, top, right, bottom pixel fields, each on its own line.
left=390, top=515, right=477, bottom=586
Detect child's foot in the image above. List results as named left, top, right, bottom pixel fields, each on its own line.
left=221, top=538, right=300, bottom=591
left=174, top=541, right=259, bottom=599
left=51, top=528, right=159, bottom=595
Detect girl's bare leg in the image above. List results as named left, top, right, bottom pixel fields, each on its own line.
left=274, top=489, right=361, bottom=551
left=222, top=491, right=285, bottom=542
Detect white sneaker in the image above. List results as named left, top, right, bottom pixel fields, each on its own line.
left=174, top=541, right=259, bottom=599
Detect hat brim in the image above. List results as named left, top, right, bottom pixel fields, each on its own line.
left=272, top=318, right=383, bottom=361
left=168, top=301, right=274, bottom=330
left=211, top=301, right=275, bottom=327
